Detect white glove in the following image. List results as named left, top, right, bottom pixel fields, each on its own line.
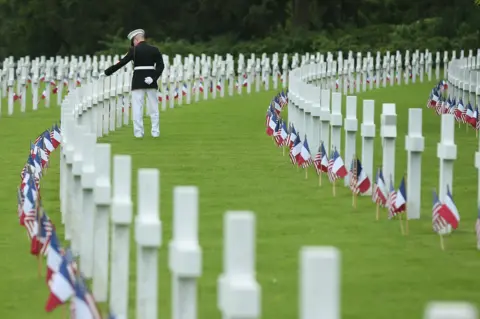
left=144, top=77, right=153, bottom=85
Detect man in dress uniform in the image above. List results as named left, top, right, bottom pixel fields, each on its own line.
left=104, top=29, right=165, bottom=138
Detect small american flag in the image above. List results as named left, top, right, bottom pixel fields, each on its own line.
left=23, top=182, right=38, bottom=239
left=313, top=146, right=322, bottom=174
left=454, top=100, right=464, bottom=122
left=20, top=164, right=27, bottom=181
left=435, top=97, right=443, bottom=115
left=17, top=187, right=24, bottom=221
left=372, top=167, right=379, bottom=203
left=426, top=92, right=433, bottom=108
left=349, top=157, right=358, bottom=193
left=285, top=124, right=292, bottom=147
left=265, top=108, right=272, bottom=127
left=289, top=135, right=301, bottom=165
left=461, top=103, right=468, bottom=123
left=279, top=91, right=288, bottom=106
left=274, top=121, right=288, bottom=147
left=24, top=214, right=37, bottom=239
left=301, top=158, right=313, bottom=168
left=387, top=180, right=397, bottom=219
left=427, top=89, right=439, bottom=108
left=299, top=137, right=313, bottom=168
left=432, top=190, right=447, bottom=233
left=327, top=149, right=336, bottom=182
left=39, top=211, right=54, bottom=255
left=273, top=119, right=281, bottom=145
left=286, top=124, right=297, bottom=149
left=449, top=100, right=456, bottom=115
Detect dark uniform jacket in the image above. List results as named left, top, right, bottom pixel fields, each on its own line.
left=104, top=41, right=164, bottom=90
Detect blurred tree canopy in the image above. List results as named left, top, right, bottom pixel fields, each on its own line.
left=0, top=0, right=479, bottom=58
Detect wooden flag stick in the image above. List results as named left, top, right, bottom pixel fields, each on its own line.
left=353, top=191, right=357, bottom=209
left=405, top=214, right=409, bottom=235
left=282, top=145, right=285, bottom=156
left=398, top=213, right=405, bottom=235
left=318, top=172, right=322, bottom=186
left=439, top=234, right=445, bottom=250
left=305, top=167, right=308, bottom=179
left=375, top=202, right=380, bottom=221
left=333, top=179, right=336, bottom=197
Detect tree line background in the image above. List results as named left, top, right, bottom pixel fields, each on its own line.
left=0, top=0, right=479, bottom=59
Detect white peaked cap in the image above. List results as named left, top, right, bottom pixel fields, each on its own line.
left=127, top=29, right=145, bottom=40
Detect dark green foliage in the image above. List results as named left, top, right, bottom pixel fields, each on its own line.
left=0, top=0, right=479, bottom=57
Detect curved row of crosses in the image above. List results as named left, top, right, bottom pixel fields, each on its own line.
left=269, top=52, right=480, bottom=244
left=0, top=48, right=458, bottom=116
left=265, top=51, right=480, bottom=316
left=14, top=49, right=478, bottom=318
left=266, top=77, right=459, bottom=241
left=263, top=51, right=480, bottom=316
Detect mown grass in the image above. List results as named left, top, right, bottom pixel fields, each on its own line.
left=0, top=80, right=479, bottom=319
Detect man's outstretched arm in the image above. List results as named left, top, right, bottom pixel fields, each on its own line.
left=105, top=47, right=134, bottom=76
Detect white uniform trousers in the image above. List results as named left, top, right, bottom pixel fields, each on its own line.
left=131, top=89, right=159, bottom=137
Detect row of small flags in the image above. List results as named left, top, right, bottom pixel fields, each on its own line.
left=10, top=75, right=81, bottom=103
left=36, top=74, right=81, bottom=87
left=156, top=68, right=291, bottom=104
left=265, top=91, right=366, bottom=196
left=17, top=124, right=117, bottom=317
left=428, top=80, right=480, bottom=247
left=427, top=79, right=480, bottom=130
left=157, top=74, right=250, bottom=102
left=16, top=72, right=250, bottom=105
left=373, top=168, right=459, bottom=238
left=266, top=90, right=462, bottom=245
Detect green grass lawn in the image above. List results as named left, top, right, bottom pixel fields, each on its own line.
left=0, top=80, right=479, bottom=319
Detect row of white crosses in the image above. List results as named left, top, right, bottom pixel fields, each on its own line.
left=447, top=57, right=480, bottom=217
left=57, top=66, right=476, bottom=318
left=447, top=55, right=480, bottom=112
left=157, top=52, right=291, bottom=111
left=297, top=49, right=452, bottom=94
left=0, top=52, right=290, bottom=117
left=433, top=53, right=480, bottom=214
left=287, top=51, right=479, bottom=220
left=59, top=81, right=332, bottom=319
left=1, top=49, right=464, bottom=118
